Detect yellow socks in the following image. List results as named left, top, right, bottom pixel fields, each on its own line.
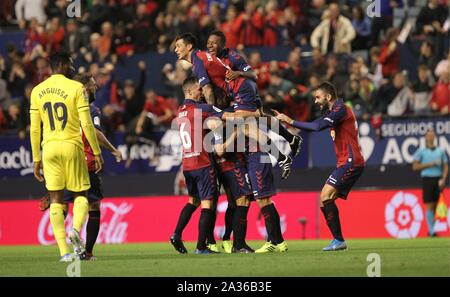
left=73, top=196, right=89, bottom=232
left=49, top=203, right=70, bottom=256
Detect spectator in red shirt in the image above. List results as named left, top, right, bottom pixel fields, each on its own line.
left=44, top=17, right=65, bottom=53
left=137, top=90, right=174, bottom=131
left=237, top=0, right=264, bottom=47
left=30, top=56, right=51, bottom=86
left=124, top=89, right=174, bottom=167
left=379, top=28, right=400, bottom=78
left=248, top=51, right=270, bottom=90
left=220, top=5, right=242, bottom=49
left=24, top=18, right=46, bottom=55
left=263, top=0, right=281, bottom=47
left=430, top=70, right=450, bottom=115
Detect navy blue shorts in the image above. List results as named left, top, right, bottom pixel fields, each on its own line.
left=245, top=152, right=276, bottom=199
left=184, top=166, right=218, bottom=200
left=218, top=165, right=252, bottom=200
left=233, top=80, right=262, bottom=112
left=64, top=172, right=103, bottom=203
left=326, top=164, right=364, bottom=199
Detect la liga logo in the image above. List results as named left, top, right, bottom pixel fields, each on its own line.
left=385, top=191, right=423, bottom=239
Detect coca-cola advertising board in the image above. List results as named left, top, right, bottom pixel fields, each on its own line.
left=0, top=189, right=448, bottom=245
left=0, top=192, right=319, bottom=245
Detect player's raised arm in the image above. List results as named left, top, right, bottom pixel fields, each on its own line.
left=76, top=86, right=103, bottom=172
left=29, top=88, right=44, bottom=182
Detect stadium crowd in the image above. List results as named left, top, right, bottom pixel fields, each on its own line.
left=0, top=0, right=449, bottom=142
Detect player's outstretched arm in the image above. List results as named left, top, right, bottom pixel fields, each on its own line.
left=95, top=129, right=122, bottom=162
left=274, top=110, right=325, bottom=132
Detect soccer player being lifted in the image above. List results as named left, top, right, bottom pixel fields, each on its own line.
left=174, top=33, right=289, bottom=253
left=276, top=82, right=365, bottom=251
left=173, top=33, right=301, bottom=180
left=30, top=52, right=103, bottom=262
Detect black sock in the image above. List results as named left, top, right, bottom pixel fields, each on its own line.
left=223, top=206, right=235, bottom=240
left=262, top=203, right=283, bottom=244
left=86, top=210, right=101, bottom=254
left=232, top=206, right=249, bottom=249
left=206, top=208, right=217, bottom=245
left=174, top=203, right=197, bottom=237
left=197, top=208, right=213, bottom=250
left=270, top=204, right=284, bottom=243
left=321, top=201, right=344, bottom=241
left=261, top=204, right=279, bottom=244
left=277, top=122, right=294, bottom=143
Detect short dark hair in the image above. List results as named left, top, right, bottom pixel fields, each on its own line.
left=73, top=72, right=93, bottom=85
left=208, top=30, right=227, bottom=48
left=313, top=82, right=337, bottom=100
left=49, top=52, right=72, bottom=72
left=182, top=77, right=198, bottom=95
left=175, top=33, right=198, bottom=49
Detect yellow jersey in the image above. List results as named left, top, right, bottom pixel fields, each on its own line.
left=30, top=74, right=101, bottom=162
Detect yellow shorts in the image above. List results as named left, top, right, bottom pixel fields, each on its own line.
left=42, top=141, right=90, bottom=192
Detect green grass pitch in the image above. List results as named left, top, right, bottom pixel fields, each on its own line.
left=0, top=238, right=449, bottom=277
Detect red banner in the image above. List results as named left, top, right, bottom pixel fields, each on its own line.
left=0, top=189, right=448, bottom=245
left=320, top=188, right=450, bottom=239
left=0, top=192, right=318, bottom=245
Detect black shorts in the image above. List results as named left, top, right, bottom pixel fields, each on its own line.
left=218, top=166, right=252, bottom=201
left=184, top=166, right=218, bottom=201
left=245, top=152, right=276, bottom=199
left=64, top=172, right=104, bottom=203
left=326, top=163, right=364, bottom=199
left=422, top=177, right=441, bottom=203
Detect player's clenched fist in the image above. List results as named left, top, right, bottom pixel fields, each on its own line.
left=94, top=154, right=104, bottom=173
left=33, top=161, right=44, bottom=182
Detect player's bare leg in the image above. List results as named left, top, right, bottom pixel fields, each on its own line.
left=196, top=199, right=219, bottom=254
left=171, top=196, right=200, bottom=254
left=48, top=190, right=72, bottom=261
left=320, top=184, right=347, bottom=251
left=255, top=197, right=287, bottom=253
left=232, top=196, right=253, bottom=253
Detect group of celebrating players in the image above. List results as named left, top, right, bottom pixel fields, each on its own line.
left=169, top=31, right=365, bottom=254
left=30, top=29, right=365, bottom=261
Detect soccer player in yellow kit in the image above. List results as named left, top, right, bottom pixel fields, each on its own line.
left=30, top=52, right=103, bottom=262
